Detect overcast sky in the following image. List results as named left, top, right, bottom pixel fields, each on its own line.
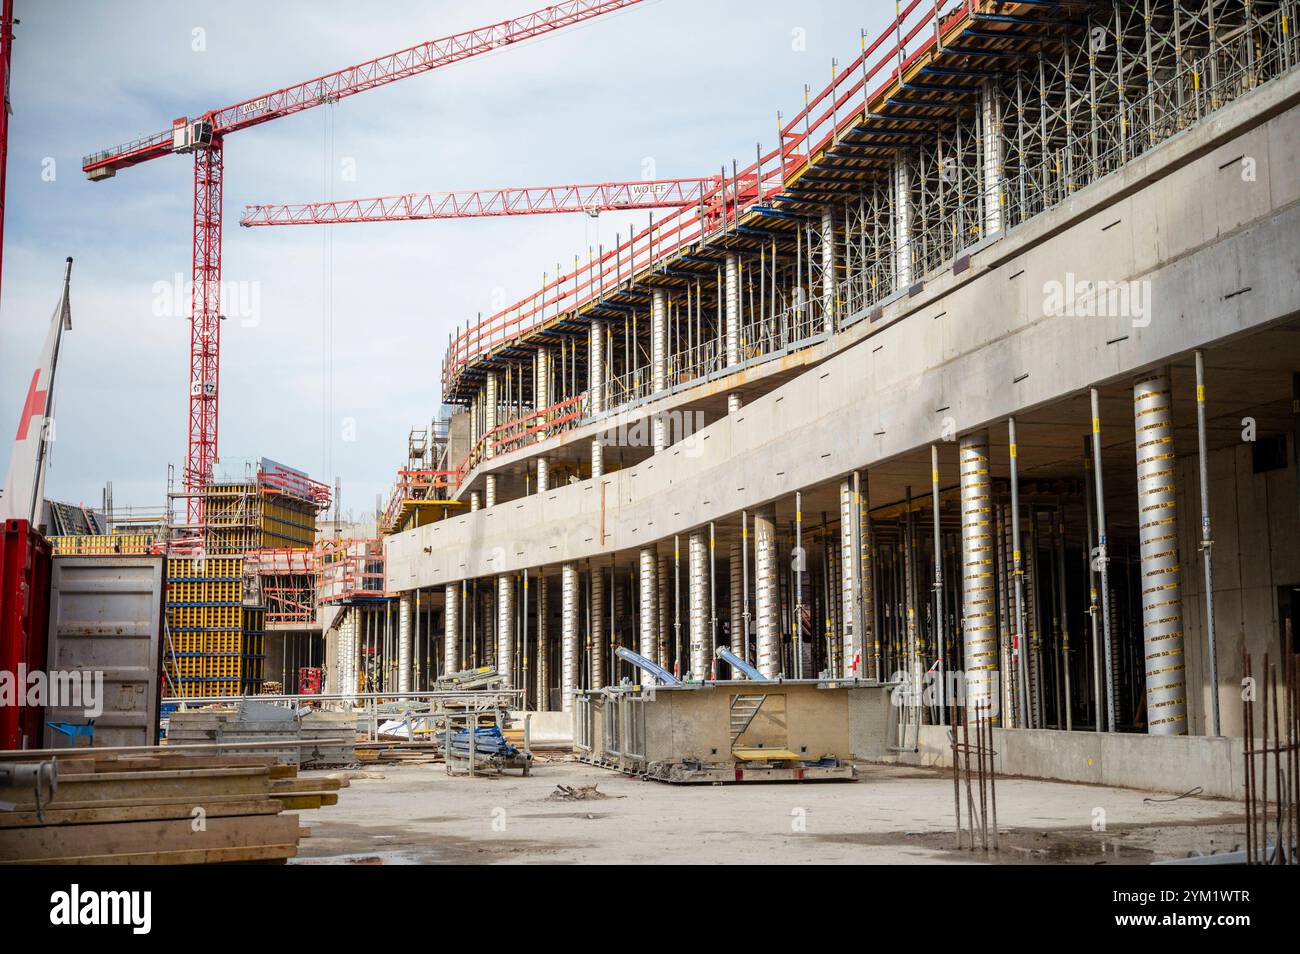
left=1, top=0, right=895, bottom=521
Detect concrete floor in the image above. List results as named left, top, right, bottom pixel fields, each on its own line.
left=291, top=758, right=1246, bottom=865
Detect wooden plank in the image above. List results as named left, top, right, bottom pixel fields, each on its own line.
left=8, top=843, right=298, bottom=865
left=275, top=792, right=338, bottom=810
left=270, top=777, right=341, bottom=795
left=0, top=792, right=287, bottom=814
left=0, top=798, right=282, bottom=829
left=0, top=738, right=350, bottom=760
left=0, top=769, right=273, bottom=809
left=0, top=813, right=302, bottom=863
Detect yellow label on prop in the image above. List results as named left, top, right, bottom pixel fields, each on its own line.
left=1197, top=385, right=1205, bottom=402
left=1092, top=417, right=1100, bottom=433
left=1009, top=443, right=1017, bottom=458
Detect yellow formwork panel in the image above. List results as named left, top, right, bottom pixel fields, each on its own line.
left=52, top=534, right=157, bottom=556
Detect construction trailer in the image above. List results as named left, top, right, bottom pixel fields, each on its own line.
left=574, top=677, right=894, bottom=783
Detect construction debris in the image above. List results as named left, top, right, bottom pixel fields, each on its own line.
left=548, top=784, right=618, bottom=802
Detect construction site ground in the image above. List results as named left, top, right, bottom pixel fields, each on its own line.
left=292, top=759, right=1245, bottom=865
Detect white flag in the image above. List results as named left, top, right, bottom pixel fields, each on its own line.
left=1, top=258, right=73, bottom=524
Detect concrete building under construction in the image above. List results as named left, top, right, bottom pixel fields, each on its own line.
left=360, top=0, right=1300, bottom=794
left=7, top=0, right=1300, bottom=880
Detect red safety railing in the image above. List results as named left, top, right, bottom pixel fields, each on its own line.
left=318, top=538, right=386, bottom=603
left=258, top=465, right=332, bottom=508
left=379, top=469, right=458, bottom=534
left=441, top=0, right=970, bottom=398
left=454, top=393, right=588, bottom=486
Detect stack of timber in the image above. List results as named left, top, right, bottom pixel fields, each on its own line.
left=0, top=744, right=344, bottom=864
left=354, top=740, right=443, bottom=764
left=166, top=703, right=356, bottom=767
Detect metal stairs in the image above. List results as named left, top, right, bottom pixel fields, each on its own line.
left=729, top=694, right=767, bottom=745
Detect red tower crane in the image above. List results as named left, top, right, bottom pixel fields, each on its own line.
left=81, top=0, right=645, bottom=529
left=239, top=177, right=721, bottom=227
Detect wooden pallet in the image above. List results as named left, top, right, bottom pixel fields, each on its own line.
left=0, top=748, right=342, bottom=864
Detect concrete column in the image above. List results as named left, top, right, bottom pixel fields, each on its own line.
left=589, top=321, right=606, bottom=476
left=483, top=374, right=499, bottom=506
left=588, top=320, right=605, bottom=414
left=341, top=607, right=357, bottom=701
left=862, top=494, right=876, bottom=680
left=725, top=253, right=742, bottom=414
left=981, top=80, right=1004, bottom=237
left=535, top=347, right=550, bottom=492
left=534, top=347, right=550, bottom=423
left=688, top=531, right=709, bottom=679
left=657, top=555, right=671, bottom=670
left=729, top=540, right=744, bottom=666
left=893, top=152, right=912, bottom=290
left=839, top=480, right=858, bottom=677
left=536, top=572, right=549, bottom=711
left=959, top=431, right=998, bottom=716
left=821, top=207, right=836, bottom=332
left=651, top=289, right=669, bottom=451
left=1133, top=371, right=1188, bottom=735
left=496, top=573, right=514, bottom=688
left=484, top=374, right=498, bottom=456
left=638, top=548, right=659, bottom=666
left=470, top=491, right=481, bottom=512
left=754, top=506, right=780, bottom=678
left=398, top=592, right=413, bottom=693
left=443, top=583, right=459, bottom=675
left=561, top=563, right=578, bottom=712
left=590, top=565, right=605, bottom=688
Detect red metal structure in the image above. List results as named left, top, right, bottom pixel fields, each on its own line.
left=239, top=177, right=721, bottom=227
left=0, top=519, right=52, bottom=750
left=80, top=0, right=645, bottom=529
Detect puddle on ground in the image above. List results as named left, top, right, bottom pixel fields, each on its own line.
left=295, top=819, right=589, bottom=864
left=811, top=826, right=1248, bottom=868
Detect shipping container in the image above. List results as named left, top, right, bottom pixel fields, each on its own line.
left=0, top=519, right=53, bottom=750
left=44, top=555, right=165, bottom=747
